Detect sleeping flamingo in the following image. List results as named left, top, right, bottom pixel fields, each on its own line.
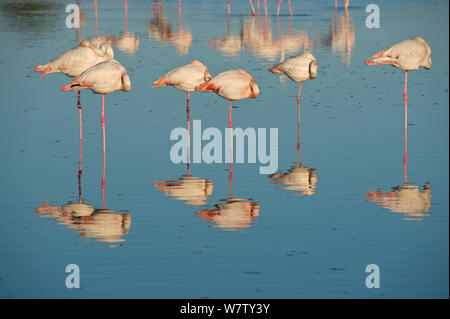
left=268, top=52, right=317, bottom=161
left=60, top=59, right=131, bottom=207
left=194, top=69, right=260, bottom=128
left=152, top=60, right=211, bottom=118
left=34, top=40, right=114, bottom=79
left=365, top=36, right=432, bottom=132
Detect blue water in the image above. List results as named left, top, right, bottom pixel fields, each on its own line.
left=0, top=0, right=448, bottom=298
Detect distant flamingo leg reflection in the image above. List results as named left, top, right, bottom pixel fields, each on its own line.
left=187, top=91, right=190, bottom=177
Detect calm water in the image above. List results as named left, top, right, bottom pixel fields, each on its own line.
left=0, top=0, right=448, bottom=298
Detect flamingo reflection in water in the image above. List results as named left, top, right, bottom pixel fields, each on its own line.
left=365, top=97, right=432, bottom=221
left=320, top=3, right=354, bottom=65
left=196, top=154, right=260, bottom=232
left=148, top=0, right=193, bottom=55
left=108, top=0, right=140, bottom=55
left=35, top=98, right=131, bottom=245
left=267, top=52, right=318, bottom=195
left=154, top=96, right=214, bottom=206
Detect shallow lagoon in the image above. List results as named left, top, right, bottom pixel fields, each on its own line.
left=0, top=0, right=448, bottom=298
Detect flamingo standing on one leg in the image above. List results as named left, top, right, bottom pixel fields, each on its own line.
left=268, top=52, right=317, bottom=161
left=34, top=40, right=114, bottom=185
left=61, top=59, right=131, bottom=208
left=152, top=60, right=211, bottom=120
left=195, top=69, right=260, bottom=164
left=365, top=36, right=432, bottom=132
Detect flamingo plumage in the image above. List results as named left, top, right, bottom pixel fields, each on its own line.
left=34, top=40, right=114, bottom=79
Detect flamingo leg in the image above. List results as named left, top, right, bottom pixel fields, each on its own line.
left=288, top=0, right=292, bottom=16
left=264, top=0, right=267, bottom=16
left=297, top=82, right=302, bottom=165
left=277, top=0, right=282, bottom=16
left=77, top=90, right=82, bottom=203
left=178, top=0, right=182, bottom=31
left=250, top=0, right=255, bottom=15
left=187, top=91, right=190, bottom=177
left=227, top=0, right=230, bottom=16
left=404, top=71, right=408, bottom=101
left=101, top=94, right=106, bottom=209
left=404, top=98, right=408, bottom=185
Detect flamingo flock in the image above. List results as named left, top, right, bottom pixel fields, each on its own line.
left=34, top=1, right=433, bottom=228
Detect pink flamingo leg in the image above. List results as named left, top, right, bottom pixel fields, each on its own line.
left=250, top=0, right=255, bottom=15
left=403, top=72, right=408, bottom=184
left=277, top=0, right=282, bottom=16
left=288, top=0, right=292, bottom=15
left=101, top=94, right=106, bottom=209
left=187, top=91, right=191, bottom=177
left=403, top=71, right=408, bottom=101
left=297, top=82, right=302, bottom=165
left=404, top=101, right=408, bottom=185
left=227, top=0, right=230, bottom=16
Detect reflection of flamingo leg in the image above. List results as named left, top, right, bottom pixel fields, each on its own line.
left=187, top=91, right=190, bottom=177
left=124, top=0, right=128, bottom=33
left=297, top=82, right=302, bottom=165
left=101, top=94, right=106, bottom=209
left=229, top=100, right=233, bottom=165
left=178, top=0, right=182, bottom=31
left=77, top=91, right=82, bottom=203
left=95, top=0, right=98, bottom=37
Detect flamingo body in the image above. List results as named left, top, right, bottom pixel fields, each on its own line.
left=195, top=69, right=260, bottom=101
left=366, top=36, right=432, bottom=71
left=61, top=59, right=131, bottom=94
left=153, top=60, right=211, bottom=92
left=268, top=52, right=317, bottom=83
left=34, top=40, right=114, bottom=79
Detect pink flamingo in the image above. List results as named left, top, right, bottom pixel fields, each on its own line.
left=152, top=60, right=211, bottom=116
left=365, top=36, right=432, bottom=132
left=33, top=40, right=114, bottom=79
left=61, top=59, right=131, bottom=207
left=195, top=69, right=260, bottom=128
left=195, top=69, right=259, bottom=166
left=268, top=52, right=317, bottom=162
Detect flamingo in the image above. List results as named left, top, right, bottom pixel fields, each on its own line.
left=194, top=69, right=260, bottom=128
left=34, top=40, right=114, bottom=79
left=268, top=52, right=317, bottom=157
left=152, top=60, right=211, bottom=118
left=60, top=59, right=131, bottom=208
left=365, top=36, right=432, bottom=134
